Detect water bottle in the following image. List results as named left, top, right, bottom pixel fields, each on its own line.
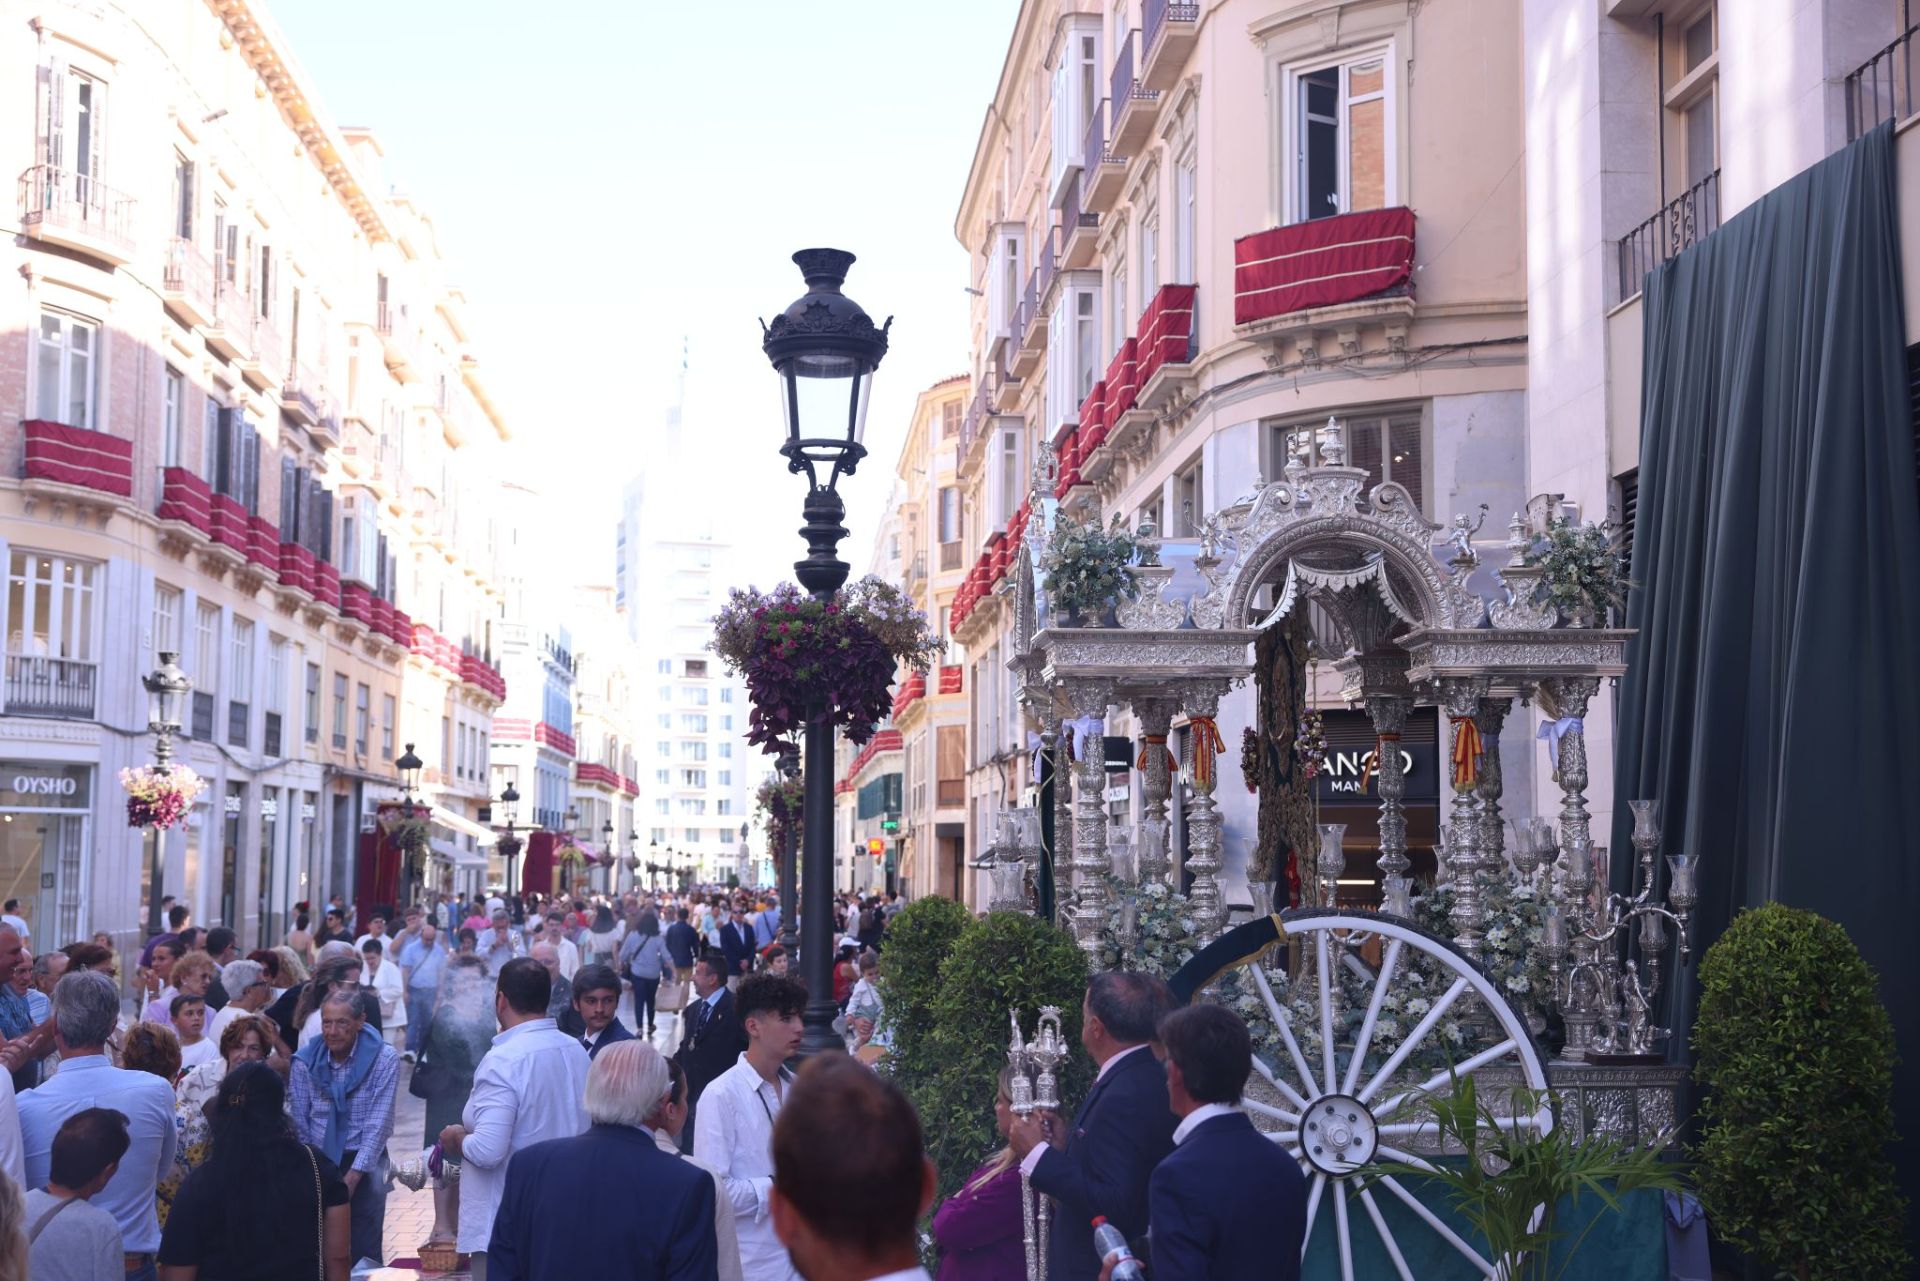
left=1092, top=1216, right=1147, bottom=1281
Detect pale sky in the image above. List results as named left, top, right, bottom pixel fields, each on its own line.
left=274, top=0, right=1019, bottom=593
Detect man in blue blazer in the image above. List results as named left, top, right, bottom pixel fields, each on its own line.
left=1144, top=1003, right=1307, bottom=1280
left=717, top=905, right=756, bottom=983
left=1011, top=971, right=1177, bottom=1279
left=487, top=1039, right=717, bottom=1280
left=555, top=963, right=635, bottom=1057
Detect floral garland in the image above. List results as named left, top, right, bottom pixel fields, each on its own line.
left=1038, top=515, right=1139, bottom=620
left=1523, top=515, right=1630, bottom=621
left=711, top=577, right=940, bottom=754
left=1414, top=878, right=1552, bottom=1025
left=554, top=838, right=586, bottom=869
left=120, top=765, right=205, bottom=831
left=1240, top=727, right=1261, bottom=794
left=1294, top=710, right=1327, bottom=779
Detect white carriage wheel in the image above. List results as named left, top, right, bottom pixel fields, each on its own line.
left=1201, top=909, right=1552, bottom=1281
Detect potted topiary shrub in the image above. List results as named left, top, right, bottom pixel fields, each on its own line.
left=1039, top=514, right=1139, bottom=626
left=1693, top=902, right=1911, bottom=1279
left=1522, top=516, right=1629, bottom=627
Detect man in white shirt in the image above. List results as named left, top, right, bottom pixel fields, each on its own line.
left=540, top=911, right=580, bottom=979
left=1, top=900, right=29, bottom=946
left=482, top=911, right=523, bottom=977
left=693, top=972, right=806, bottom=1281
left=769, top=1055, right=936, bottom=1281
left=438, top=957, right=589, bottom=1280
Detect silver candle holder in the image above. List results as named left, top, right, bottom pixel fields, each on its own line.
left=1008, top=1006, right=1068, bottom=1281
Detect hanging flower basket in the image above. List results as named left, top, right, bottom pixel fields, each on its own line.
left=755, top=774, right=806, bottom=854
left=1523, top=515, right=1630, bottom=625
left=378, top=811, right=432, bottom=876
left=1294, top=710, right=1328, bottom=780
left=120, top=765, right=206, bottom=831
left=1240, top=727, right=1261, bottom=794
left=1038, top=515, right=1139, bottom=624
left=555, top=839, right=585, bottom=870
left=712, top=576, right=940, bottom=755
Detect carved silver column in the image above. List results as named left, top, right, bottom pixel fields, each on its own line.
left=1180, top=686, right=1227, bottom=942
left=1134, top=698, right=1176, bottom=885
left=1541, top=675, right=1602, bottom=1059
left=1474, top=695, right=1512, bottom=875
left=1438, top=676, right=1491, bottom=959
left=1068, top=682, right=1113, bottom=962
left=1364, top=693, right=1414, bottom=916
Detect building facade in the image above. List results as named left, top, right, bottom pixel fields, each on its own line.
left=0, top=0, right=514, bottom=952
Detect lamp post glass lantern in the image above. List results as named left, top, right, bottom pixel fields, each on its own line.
left=761, top=247, right=890, bottom=1055
left=496, top=782, right=523, bottom=898
left=143, top=652, right=192, bottom=936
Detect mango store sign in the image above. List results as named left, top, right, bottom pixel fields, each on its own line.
left=1312, top=740, right=1440, bottom=803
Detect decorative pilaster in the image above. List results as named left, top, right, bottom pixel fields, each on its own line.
left=1474, top=695, right=1513, bottom=874
left=1067, top=683, right=1113, bottom=962
left=1539, top=676, right=1601, bottom=867
left=1363, top=693, right=1414, bottom=916
left=1439, top=675, right=1492, bottom=959
left=1181, top=687, right=1228, bottom=942
left=1134, top=697, right=1176, bottom=885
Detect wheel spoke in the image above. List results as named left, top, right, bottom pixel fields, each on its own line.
left=1374, top=1038, right=1520, bottom=1121
left=1377, top=1173, right=1497, bottom=1276
left=1379, top=1113, right=1542, bottom=1139
left=1244, top=1098, right=1301, bottom=1126
left=1333, top=1179, right=1357, bottom=1281
left=1343, top=938, right=1403, bottom=1095
left=1301, top=1174, right=1327, bottom=1261
left=1250, top=1047, right=1311, bottom=1111
left=1357, top=1186, right=1418, bottom=1281
left=1375, top=1144, right=1442, bottom=1173
left=1316, top=929, right=1338, bottom=1094
left=1250, top=962, right=1321, bottom=1102
left=1355, top=975, right=1470, bottom=1105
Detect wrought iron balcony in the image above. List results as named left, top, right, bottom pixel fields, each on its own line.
left=3, top=655, right=96, bottom=719
left=1142, top=0, right=1200, bottom=91
left=1846, top=23, right=1919, bottom=140
left=1110, top=30, right=1162, bottom=152
left=1060, top=173, right=1099, bottom=270
left=163, top=237, right=217, bottom=327
left=1617, top=170, right=1720, bottom=301
left=282, top=363, right=321, bottom=427
left=1083, top=100, right=1127, bottom=212
left=17, top=165, right=134, bottom=264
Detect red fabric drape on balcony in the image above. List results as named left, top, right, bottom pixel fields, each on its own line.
left=1104, top=338, right=1140, bottom=424
left=1136, top=284, right=1197, bottom=385
left=1233, top=207, right=1416, bottom=325
left=22, top=421, right=134, bottom=497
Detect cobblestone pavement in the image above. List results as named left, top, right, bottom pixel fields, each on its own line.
left=374, top=990, right=686, bottom=1276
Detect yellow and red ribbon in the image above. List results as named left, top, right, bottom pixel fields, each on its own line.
left=1359, top=731, right=1402, bottom=791
left=1137, top=734, right=1176, bottom=773
left=1188, top=717, right=1227, bottom=790
left=1449, top=716, right=1483, bottom=790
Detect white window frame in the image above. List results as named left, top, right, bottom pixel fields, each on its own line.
left=229, top=617, right=253, bottom=693
left=1278, top=41, right=1399, bottom=225
left=7, top=551, right=99, bottom=662
left=162, top=368, right=184, bottom=467
left=195, top=603, right=221, bottom=691
left=34, top=310, right=97, bottom=429
left=1174, top=145, right=1197, bottom=283
left=1138, top=198, right=1160, bottom=321
left=152, top=584, right=182, bottom=664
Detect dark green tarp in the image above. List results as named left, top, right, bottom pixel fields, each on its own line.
left=1614, top=122, right=1920, bottom=1209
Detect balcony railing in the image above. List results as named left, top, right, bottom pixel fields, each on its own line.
left=1145, top=0, right=1201, bottom=54
left=282, top=363, right=321, bottom=425
left=1847, top=24, right=1919, bottom=140
left=22, top=421, right=133, bottom=499
left=163, top=237, right=216, bottom=322
left=1083, top=97, right=1109, bottom=177
left=17, top=165, right=135, bottom=258
left=4, top=655, right=96, bottom=719
left=1616, top=170, right=1720, bottom=301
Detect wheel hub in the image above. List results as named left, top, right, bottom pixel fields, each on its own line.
left=1301, top=1094, right=1378, bottom=1176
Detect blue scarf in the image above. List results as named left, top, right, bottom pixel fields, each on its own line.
left=0, top=986, right=30, bottom=1040
left=297, top=1025, right=383, bottom=1164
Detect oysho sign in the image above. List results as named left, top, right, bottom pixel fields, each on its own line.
left=0, top=763, right=91, bottom=809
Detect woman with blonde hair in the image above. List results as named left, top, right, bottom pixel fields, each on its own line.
left=0, top=1163, right=25, bottom=1281
left=929, top=1065, right=1025, bottom=1281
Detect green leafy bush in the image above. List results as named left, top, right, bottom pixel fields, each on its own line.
left=884, top=907, right=1090, bottom=1201
left=1693, top=903, right=1910, bottom=1279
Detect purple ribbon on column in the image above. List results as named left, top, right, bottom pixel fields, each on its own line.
left=1537, top=717, right=1584, bottom=773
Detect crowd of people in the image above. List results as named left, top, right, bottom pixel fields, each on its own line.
left=0, top=885, right=1298, bottom=1281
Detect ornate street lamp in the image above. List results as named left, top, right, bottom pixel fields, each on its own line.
left=627, top=830, right=641, bottom=894
left=601, top=817, right=615, bottom=894
left=395, top=743, right=424, bottom=818
left=762, top=247, right=890, bottom=1055
left=776, top=749, right=800, bottom=953
left=649, top=838, right=660, bottom=893
left=495, top=782, right=523, bottom=897
left=142, top=652, right=192, bottom=938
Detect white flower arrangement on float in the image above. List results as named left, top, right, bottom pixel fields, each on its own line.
left=1413, top=876, right=1553, bottom=1029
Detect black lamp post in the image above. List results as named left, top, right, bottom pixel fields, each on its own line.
left=394, top=742, right=425, bottom=907
left=627, top=830, right=641, bottom=896
left=601, top=818, right=615, bottom=895
left=649, top=838, right=660, bottom=893
left=496, top=783, right=523, bottom=897
left=776, top=749, right=800, bottom=953
left=142, top=651, right=192, bottom=938
left=762, top=247, right=890, bottom=1056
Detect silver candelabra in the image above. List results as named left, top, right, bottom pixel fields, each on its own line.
left=1009, top=1007, right=1067, bottom=1281
left=1538, top=800, right=1698, bottom=1061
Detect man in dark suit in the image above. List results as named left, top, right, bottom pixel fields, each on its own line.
left=673, top=952, right=747, bottom=1151
left=1143, top=1003, right=1306, bottom=1280
left=664, top=908, right=700, bottom=972
left=1011, top=970, right=1177, bottom=1280
left=555, top=963, right=634, bottom=1058
left=717, top=906, right=755, bottom=983
left=487, top=1039, right=717, bottom=1280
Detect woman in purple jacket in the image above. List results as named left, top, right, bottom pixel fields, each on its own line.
left=932, top=1067, right=1027, bottom=1281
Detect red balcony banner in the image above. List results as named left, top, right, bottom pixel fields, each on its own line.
left=209, top=494, right=251, bottom=554
left=248, top=516, right=280, bottom=572
left=22, top=421, right=134, bottom=498
left=340, top=580, right=375, bottom=626
left=1078, top=380, right=1107, bottom=439
left=1054, top=429, right=1080, bottom=498
left=1136, top=284, right=1196, bottom=385
left=312, top=560, right=341, bottom=608
left=1233, top=206, right=1415, bottom=325
left=159, top=468, right=213, bottom=534
left=277, top=542, right=315, bottom=594
left=1105, top=337, right=1140, bottom=422
left=938, top=665, right=963, bottom=695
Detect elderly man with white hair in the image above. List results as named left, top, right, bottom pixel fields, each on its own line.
left=486, top=1039, right=719, bottom=1281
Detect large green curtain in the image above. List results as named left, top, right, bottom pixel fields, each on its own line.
left=1614, top=122, right=1920, bottom=1203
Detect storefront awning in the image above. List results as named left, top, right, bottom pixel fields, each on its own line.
left=432, top=839, right=489, bottom=870
left=429, top=805, right=497, bottom=848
